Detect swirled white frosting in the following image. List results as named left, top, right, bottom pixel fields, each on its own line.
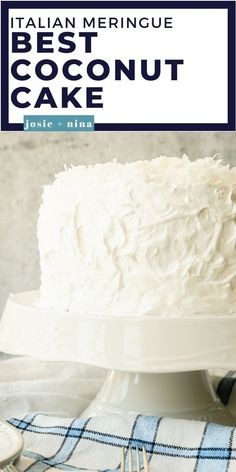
left=38, top=156, right=236, bottom=316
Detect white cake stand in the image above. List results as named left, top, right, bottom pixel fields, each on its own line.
left=0, top=291, right=236, bottom=425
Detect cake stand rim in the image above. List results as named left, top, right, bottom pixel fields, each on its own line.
left=8, top=289, right=236, bottom=321
left=1, top=290, right=236, bottom=372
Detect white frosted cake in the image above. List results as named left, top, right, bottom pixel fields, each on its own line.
left=38, top=156, right=236, bottom=317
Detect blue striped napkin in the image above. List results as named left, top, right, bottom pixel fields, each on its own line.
left=8, top=409, right=236, bottom=472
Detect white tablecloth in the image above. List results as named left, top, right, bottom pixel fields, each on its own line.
left=0, top=354, right=106, bottom=419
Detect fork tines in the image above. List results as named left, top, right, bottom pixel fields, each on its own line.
left=121, top=446, right=150, bottom=472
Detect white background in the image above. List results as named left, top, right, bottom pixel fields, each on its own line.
left=8, top=7, right=228, bottom=125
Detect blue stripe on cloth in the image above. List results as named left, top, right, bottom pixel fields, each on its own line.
left=226, top=429, right=234, bottom=472
left=153, top=443, right=199, bottom=458
left=22, top=451, right=86, bottom=471
left=82, top=430, right=128, bottom=447
left=10, top=413, right=37, bottom=433
left=195, top=423, right=234, bottom=472
left=9, top=418, right=86, bottom=437
left=122, top=416, right=161, bottom=471
left=194, top=423, right=208, bottom=472
left=45, top=417, right=90, bottom=464
left=25, top=460, right=48, bottom=472
left=8, top=418, right=70, bottom=437
left=129, top=416, right=162, bottom=466
left=129, top=415, right=161, bottom=447
left=24, top=418, right=90, bottom=472
left=148, top=416, right=162, bottom=462
left=104, top=415, right=143, bottom=472
left=125, top=416, right=146, bottom=472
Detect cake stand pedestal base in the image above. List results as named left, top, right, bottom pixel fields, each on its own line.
left=81, top=370, right=235, bottom=425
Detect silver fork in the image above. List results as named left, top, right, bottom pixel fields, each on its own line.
left=121, top=446, right=150, bottom=472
